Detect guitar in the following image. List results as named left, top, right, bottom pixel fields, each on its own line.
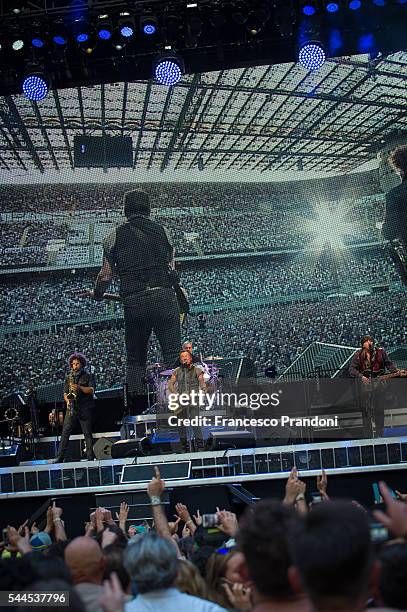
left=362, top=369, right=407, bottom=381
left=79, top=290, right=187, bottom=323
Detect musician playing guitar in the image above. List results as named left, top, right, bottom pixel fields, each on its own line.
left=349, top=335, right=406, bottom=438
left=168, top=350, right=207, bottom=453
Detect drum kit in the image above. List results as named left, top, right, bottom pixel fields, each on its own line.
left=144, top=357, right=221, bottom=413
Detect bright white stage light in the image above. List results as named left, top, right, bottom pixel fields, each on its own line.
left=305, top=204, right=356, bottom=250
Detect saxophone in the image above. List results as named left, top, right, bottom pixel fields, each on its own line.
left=66, top=373, right=77, bottom=417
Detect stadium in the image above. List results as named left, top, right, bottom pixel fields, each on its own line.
left=0, top=2, right=407, bottom=607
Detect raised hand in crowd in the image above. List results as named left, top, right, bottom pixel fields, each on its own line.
left=283, top=467, right=306, bottom=507
left=396, top=489, right=407, bottom=502
left=116, top=501, right=129, bottom=534
left=374, top=481, right=407, bottom=538
left=6, top=525, right=32, bottom=555
left=175, top=502, right=197, bottom=535
left=216, top=508, right=238, bottom=537
left=223, top=582, right=252, bottom=612
left=99, top=572, right=126, bottom=612
left=316, top=469, right=329, bottom=500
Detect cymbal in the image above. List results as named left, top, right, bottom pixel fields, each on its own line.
left=159, top=370, right=174, bottom=376
left=204, top=356, right=223, bottom=360
left=146, top=363, right=163, bottom=370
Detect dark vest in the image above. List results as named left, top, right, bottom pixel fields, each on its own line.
left=112, top=218, right=172, bottom=299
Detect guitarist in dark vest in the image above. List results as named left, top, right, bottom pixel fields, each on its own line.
left=349, top=335, right=404, bottom=437
left=92, top=190, right=181, bottom=410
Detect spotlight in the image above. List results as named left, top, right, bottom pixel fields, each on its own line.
left=22, top=72, right=49, bottom=101
left=298, top=42, right=326, bottom=70
left=154, top=55, right=184, bottom=86
left=10, top=2, right=25, bottom=15
left=97, top=15, right=113, bottom=40
left=246, top=3, right=271, bottom=35
left=12, top=38, right=25, bottom=51
left=301, top=1, right=317, bottom=15
left=372, top=0, right=385, bottom=5
left=326, top=2, right=340, bottom=11
left=52, top=22, right=68, bottom=47
left=76, top=33, right=89, bottom=43
left=119, top=14, right=136, bottom=38
left=31, top=37, right=45, bottom=48
left=349, top=0, right=362, bottom=8
left=141, top=16, right=158, bottom=36
left=53, top=35, right=67, bottom=46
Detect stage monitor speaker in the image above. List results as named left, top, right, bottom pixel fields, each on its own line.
left=0, top=443, right=20, bottom=467
left=121, top=461, right=191, bottom=484
left=74, top=136, right=133, bottom=168
left=111, top=437, right=152, bottom=459
left=93, top=437, right=114, bottom=460
left=205, top=431, right=256, bottom=451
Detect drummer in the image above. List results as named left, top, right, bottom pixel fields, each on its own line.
left=175, top=341, right=201, bottom=367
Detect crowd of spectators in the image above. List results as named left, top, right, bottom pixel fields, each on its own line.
left=0, top=181, right=385, bottom=266
left=1, top=468, right=407, bottom=612
left=0, top=254, right=398, bottom=327
left=1, top=289, right=405, bottom=396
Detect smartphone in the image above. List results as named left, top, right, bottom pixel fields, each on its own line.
left=370, top=522, right=389, bottom=543
left=372, top=482, right=397, bottom=504
left=202, top=513, right=220, bottom=528
left=310, top=492, right=323, bottom=504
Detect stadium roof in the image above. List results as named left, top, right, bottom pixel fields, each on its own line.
left=0, top=50, right=406, bottom=182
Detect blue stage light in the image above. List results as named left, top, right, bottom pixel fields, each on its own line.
left=120, top=25, right=134, bottom=37
left=98, top=28, right=111, bottom=40
left=298, top=43, right=326, bottom=71
left=32, top=38, right=44, bottom=48
left=326, top=2, right=339, bottom=11
left=76, top=33, right=89, bottom=43
left=303, top=4, right=316, bottom=15
left=372, top=0, right=385, bottom=5
left=22, top=74, right=48, bottom=101
left=154, top=58, right=183, bottom=86
left=143, top=23, right=156, bottom=35
left=53, top=35, right=67, bottom=46
left=349, top=0, right=362, bottom=8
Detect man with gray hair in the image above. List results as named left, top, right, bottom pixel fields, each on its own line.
left=124, top=533, right=225, bottom=611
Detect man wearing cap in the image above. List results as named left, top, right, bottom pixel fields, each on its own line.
left=349, top=335, right=400, bottom=437
left=92, top=190, right=181, bottom=411
left=52, top=353, right=96, bottom=463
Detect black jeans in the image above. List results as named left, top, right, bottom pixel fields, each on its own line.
left=123, top=287, right=181, bottom=394
left=177, top=405, right=204, bottom=452
left=56, top=408, right=94, bottom=460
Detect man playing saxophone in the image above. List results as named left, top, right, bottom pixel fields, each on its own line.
left=51, top=353, right=96, bottom=463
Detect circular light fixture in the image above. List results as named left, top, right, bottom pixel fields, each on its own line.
left=53, top=35, right=67, bottom=46
left=154, top=57, right=183, bottom=86
left=32, top=37, right=45, bottom=48
left=12, top=39, right=25, bottom=51
left=349, top=0, right=362, bottom=8
left=298, top=42, right=326, bottom=71
left=120, top=25, right=134, bottom=37
left=302, top=4, right=316, bottom=15
left=98, top=28, right=112, bottom=40
left=143, top=23, right=156, bottom=35
left=22, top=73, right=49, bottom=101
left=326, top=2, right=339, bottom=11
left=77, top=33, right=89, bottom=43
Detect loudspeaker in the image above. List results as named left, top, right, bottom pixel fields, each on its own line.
left=205, top=431, right=256, bottom=451
left=111, top=437, right=152, bottom=459
left=0, top=444, right=20, bottom=467
left=93, top=437, right=114, bottom=460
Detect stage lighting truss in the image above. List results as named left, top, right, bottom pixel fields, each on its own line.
left=22, top=70, right=49, bottom=101
left=154, top=53, right=184, bottom=86
left=298, top=41, right=326, bottom=70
